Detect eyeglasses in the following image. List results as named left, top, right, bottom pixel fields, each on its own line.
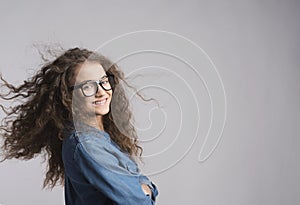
left=70, top=74, right=114, bottom=97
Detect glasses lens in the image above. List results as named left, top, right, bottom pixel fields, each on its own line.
left=82, top=82, right=97, bottom=96
left=80, top=75, right=114, bottom=97
left=100, top=76, right=112, bottom=91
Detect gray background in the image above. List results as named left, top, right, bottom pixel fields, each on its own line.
left=0, top=0, right=299, bottom=204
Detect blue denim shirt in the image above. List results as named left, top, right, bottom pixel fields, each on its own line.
left=62, top=125, right=158, bottom=205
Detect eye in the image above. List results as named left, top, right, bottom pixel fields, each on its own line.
left=82, top=83, right=95, bottom=90
left=101, top=80, right=109, bottom=85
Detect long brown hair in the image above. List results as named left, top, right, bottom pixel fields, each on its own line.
left=0, top=47, right=143, bottom=188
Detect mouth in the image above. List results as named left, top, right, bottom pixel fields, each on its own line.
left=92, top=98, right=108, bottom=105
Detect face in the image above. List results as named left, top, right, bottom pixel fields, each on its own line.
left=71, top=61, right=113, bottom=125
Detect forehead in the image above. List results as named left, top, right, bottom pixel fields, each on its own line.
left=75, top=61, right=106, bottom=83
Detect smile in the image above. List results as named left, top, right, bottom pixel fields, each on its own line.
left=93, top=98, right=107, bottom=105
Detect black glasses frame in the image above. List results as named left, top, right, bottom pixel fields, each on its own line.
left=70, top=74, right=115, bottom=97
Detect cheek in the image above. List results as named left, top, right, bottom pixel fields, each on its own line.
left=107, top=91, right=113, bottom=104
left=108, top=90, right=113, bottom=97
left=73, top=91, right=90, bottom=108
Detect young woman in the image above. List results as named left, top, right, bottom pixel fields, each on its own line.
left=0, top=48, right=158, bottom=205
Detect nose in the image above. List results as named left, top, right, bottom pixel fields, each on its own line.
left=95, top=83, right=106, bottom=96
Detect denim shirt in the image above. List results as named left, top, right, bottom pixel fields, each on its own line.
left=62, top=125, right=158, bottom=205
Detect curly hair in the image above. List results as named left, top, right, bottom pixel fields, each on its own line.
left=0, top=47, right=143, bottom=188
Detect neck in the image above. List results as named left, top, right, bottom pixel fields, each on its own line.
left=96, top=116, right=104, bottom=130
left=83, top=116, right=104, bottom=131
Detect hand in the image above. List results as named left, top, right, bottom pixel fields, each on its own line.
left=141, top=183, right=152, bottom=196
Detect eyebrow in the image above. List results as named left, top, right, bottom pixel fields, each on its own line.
left=76, top=74, right=108, bottom=85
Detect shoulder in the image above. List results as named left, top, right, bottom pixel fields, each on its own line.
left=63, top=127, right=111, bottom=149
left=65, top=127, right=117, bottom=163
left=62, top=125, right=139, bottom=175
left=76, top=129, right=123, bottom=166
left=62, top=127, right=110, bottom=162
left=77, top=128, right=110, bottom=145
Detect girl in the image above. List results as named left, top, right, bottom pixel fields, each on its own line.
left=0, top=48, right=158, bottom=205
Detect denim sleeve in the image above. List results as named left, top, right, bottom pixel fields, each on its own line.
left=139, top=175, right=159, bottom=202
left=74, top=136, right=157, bottom=205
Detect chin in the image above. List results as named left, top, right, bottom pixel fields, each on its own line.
left=95, top=108, right=110, bottom=116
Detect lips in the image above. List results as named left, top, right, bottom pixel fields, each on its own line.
left=92, top=98, right=107, bottom=105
